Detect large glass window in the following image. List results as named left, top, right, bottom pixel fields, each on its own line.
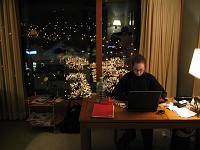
left=19, top=0, right=140, bottom=99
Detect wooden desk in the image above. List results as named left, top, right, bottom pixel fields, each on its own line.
left=79, top=98, right=200, bottom=150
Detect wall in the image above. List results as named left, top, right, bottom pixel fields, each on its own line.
left=177, top=0, right=200, bottom=97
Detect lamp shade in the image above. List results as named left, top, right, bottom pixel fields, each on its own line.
left=189, top=48, right=200, bottom=79
left=113, top=20, right=121, bottom=26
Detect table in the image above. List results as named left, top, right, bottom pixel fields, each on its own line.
left=79, top=98, right=200, bottom=150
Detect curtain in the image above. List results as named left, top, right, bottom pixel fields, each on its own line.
left=139, top=0, right=183, bottom=97
left=0, top=0, right=26, bottom=120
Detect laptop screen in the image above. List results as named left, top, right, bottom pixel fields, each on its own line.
left=126, top=91, right=162, bottom=112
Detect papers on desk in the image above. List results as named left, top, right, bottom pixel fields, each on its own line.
left=165, top=102, right=197, bottom=118
left=172, top=106, right=197, bottom=118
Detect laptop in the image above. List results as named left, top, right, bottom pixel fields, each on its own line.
left=126, top=91, right=162, bottom=112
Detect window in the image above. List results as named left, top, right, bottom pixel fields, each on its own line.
left=19, top=0, right=140, bottom=99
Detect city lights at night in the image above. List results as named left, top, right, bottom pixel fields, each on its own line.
left=19, top=0, right=140, bottom=98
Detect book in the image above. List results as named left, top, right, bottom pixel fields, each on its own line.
left=92, top=103, right=114, bottom=118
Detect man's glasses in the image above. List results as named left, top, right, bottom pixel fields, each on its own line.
left=133, top=68, right=144, bottom=72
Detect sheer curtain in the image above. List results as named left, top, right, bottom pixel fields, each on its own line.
left=139, top=0, right=183, bottom=97
left=0, top=0, right=26, bottom=120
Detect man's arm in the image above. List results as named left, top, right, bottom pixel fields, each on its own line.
left=111, top=77, right=128, bottom=101
left=151, top=76, right=167, bottom=99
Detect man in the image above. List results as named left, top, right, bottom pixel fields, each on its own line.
left=111, top=53, right=167, bottom=150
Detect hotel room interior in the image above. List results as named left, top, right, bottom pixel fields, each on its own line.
left=0, top=0, right=200, bottom=150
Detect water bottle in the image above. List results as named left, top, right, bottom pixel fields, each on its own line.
left=96, top=77, right=106, bottom=103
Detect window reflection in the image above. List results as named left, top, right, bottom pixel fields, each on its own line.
left=19, top=0, right=140, bottom=99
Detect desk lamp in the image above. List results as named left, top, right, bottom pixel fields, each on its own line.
left=189, top=48, right=200, bottom=79
left=189, top=48, right=200, bottom=111
left=113, top=20, right=121, bottom=29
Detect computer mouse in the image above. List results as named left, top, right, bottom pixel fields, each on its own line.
left=157, top=110, right=165, bottom=114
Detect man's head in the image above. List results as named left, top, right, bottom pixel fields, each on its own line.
left=132, top=54, right=146, bottom=76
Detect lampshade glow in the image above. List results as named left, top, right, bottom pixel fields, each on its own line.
left=189, top=48, right=200, bottom=79
left=113, top=20, right=121, bottom=26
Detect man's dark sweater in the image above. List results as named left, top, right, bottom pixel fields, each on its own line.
left=111, top=71, right=167, bottom=101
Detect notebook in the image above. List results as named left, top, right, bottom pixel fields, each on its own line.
left=126, top=91, right=162, bottom=112
left=92, top=103, right=114, bottom=118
